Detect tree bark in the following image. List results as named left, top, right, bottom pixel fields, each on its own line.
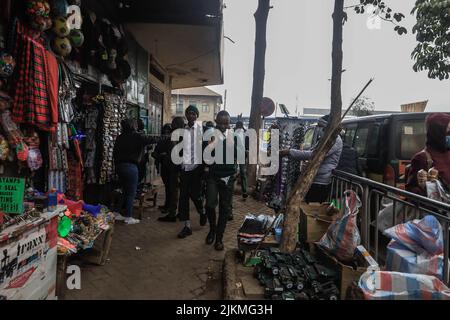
left=280, top=0, right=345, bottom=253
left=248, top=0, right=271, bottom=188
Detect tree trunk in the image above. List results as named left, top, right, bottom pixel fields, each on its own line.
left=280, top=0, right=345, bottom=253
left=248, top=0, right=271, bottom=188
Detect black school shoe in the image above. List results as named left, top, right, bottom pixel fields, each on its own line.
left=205, top=230, right=216, bottom=245
left=178, top=226, right=192, bottom=238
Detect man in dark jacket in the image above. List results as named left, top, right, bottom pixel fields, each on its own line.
left=336, top=131, right=361, bottom=176
left=158, top=117, right=185, bottom=222
left=152, top=123, right=173, bottom=212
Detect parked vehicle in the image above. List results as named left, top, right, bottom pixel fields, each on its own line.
left=304, top=113, right=439, bottom=188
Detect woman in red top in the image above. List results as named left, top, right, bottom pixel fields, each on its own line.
left=406, top=113, right=450, bottom=196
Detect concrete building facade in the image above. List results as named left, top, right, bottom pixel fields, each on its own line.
left=171, top=87, right=223, bottom=123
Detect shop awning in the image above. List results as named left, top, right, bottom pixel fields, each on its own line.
left=119, top=0, right=224, bottom=89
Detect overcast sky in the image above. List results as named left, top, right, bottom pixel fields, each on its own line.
left=208, top=0, right=449, bottom=117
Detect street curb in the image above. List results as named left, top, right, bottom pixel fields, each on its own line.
left=222, top=249, right=245, bottom=300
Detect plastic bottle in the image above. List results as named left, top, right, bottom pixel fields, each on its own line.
left=48, top=188, right=58, bottom=212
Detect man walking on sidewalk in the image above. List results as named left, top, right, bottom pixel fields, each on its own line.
left=177, top=105, right=207, bottom=238
left=205, top=111, right=238, bottom=251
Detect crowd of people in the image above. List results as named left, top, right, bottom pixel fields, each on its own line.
left=112, top=105, right=248, bottom=251
left=111, top=107, right=450, bottom=251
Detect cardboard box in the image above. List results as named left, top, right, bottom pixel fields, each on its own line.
left=299, top=202, right=333, bottom=243
left=315, top=244, right=376, bottom=300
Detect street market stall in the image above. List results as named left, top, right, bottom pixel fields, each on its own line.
left=0, top=0, right=137, bottom=299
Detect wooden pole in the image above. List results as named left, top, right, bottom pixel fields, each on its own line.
left=248, top=0, right=271, bottom=188
left=280, top=0, right=345, bottom=253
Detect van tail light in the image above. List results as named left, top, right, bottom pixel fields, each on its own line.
left=383, top=164, right=396, bottom=186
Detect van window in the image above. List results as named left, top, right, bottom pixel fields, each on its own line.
left=367, top=124, right=381, bottom=158
left=343, top=125, right=357, bottom=146
left=397, top=120, right=426, bottom=160
left=354, top=125, right=370, bottom=157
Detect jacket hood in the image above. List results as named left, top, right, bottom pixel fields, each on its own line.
left=426, top=113, right=450, bottom=153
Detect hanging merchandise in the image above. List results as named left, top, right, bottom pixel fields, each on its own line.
left=11, top=21, right=58, bottom=132
left=52, top=16, right=71, bottom=37
left=51, top=36, right=72, bottom=57
left=0, top=110, right=25, bottom=147
left=69, top=29, right=84, bottom=48
left=98, top=93, right=127, bottom=184
left=23, top=128, right=43, bottom=171
left=0, top=135, right=10, bottom=161
left=58, top=60, right=75, bottom=123
left=16, top=141, right=29, bottom=162
left=0, top=91, right=11, bottom=111
left=25, top=0, right=52, bottom=32
left=50, top=0, right=69, bottom=17
left=264, top=120, right=305, bottom=212
left=0, top=51, right=16, bottom=78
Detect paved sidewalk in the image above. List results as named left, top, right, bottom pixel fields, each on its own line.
left=64, top=182, right=273, bottom=300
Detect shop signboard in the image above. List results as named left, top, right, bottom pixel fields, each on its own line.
left=0, top=214, right=58, bottom=300
left=0, top=177, right=25, bottom=214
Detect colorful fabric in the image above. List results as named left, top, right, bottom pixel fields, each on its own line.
left=317, top=189, right=362, bottom=262
left=358, top=270, right=450, bottom=300
left=10, top=21, right=57, bottom=132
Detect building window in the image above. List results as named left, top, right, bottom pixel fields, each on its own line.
left=176, top=103, right=183, bottom=114
left=202, top=103, right=209, bottom=113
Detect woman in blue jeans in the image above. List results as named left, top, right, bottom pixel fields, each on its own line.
left=113, top=119, right=161, bottom=224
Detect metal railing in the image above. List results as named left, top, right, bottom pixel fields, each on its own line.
left=329, top=170, right=450, bottom=284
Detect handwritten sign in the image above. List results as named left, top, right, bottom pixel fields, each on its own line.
left=0, top=177, right=25, bottom=214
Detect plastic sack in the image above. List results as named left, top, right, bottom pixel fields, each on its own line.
left=384, top=215, right=446, bottom=279
left=358, top=270, right=450, bottom=300
left=82, top=203, right=102, bottom=217
left=386, top=240, right=445, bottom=279
left=427, top=180, right=450, bottom=204
left=317, top=190, right=362, bottom=262
left=384, top=215, right=443, bottom=256
left=377, top=203, right=418, bottom=232
left=27, top=146, right=43, bottom=171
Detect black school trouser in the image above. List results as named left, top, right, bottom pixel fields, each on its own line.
left=161, top=165, right=179, bottom=214
left=178, top=166, right=204, bottom=221
left=206, top=175, right=235, bottom=238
